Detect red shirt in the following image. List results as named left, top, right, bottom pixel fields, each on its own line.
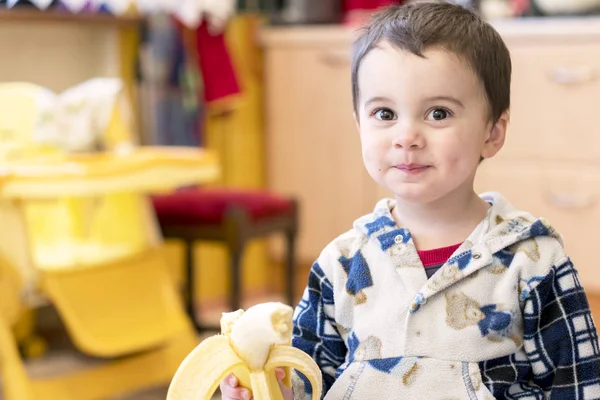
left=417, top=243, right=462, bottom=278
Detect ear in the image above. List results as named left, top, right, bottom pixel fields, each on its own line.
left=481, top=111, right=509, bottom=160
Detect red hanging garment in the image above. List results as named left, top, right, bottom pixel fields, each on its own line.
left=194, top=20, right=241, bottom=109
left=343, top=0, right=403, bottom=25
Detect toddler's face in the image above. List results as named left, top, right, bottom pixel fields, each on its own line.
left=355, top=41, right=505, bottom=205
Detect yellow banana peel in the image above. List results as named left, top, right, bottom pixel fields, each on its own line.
left=167, top=302, right=323, bottom=400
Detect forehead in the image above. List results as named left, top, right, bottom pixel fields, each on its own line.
left=357, top=41, right=483, bottom=103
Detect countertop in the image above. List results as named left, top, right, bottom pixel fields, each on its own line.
left=260, top=16, right=600, bottom=47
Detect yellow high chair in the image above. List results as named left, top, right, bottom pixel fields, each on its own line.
left=0, top=81, right=220, bottom=399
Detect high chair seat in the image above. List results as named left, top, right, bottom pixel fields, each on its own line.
left=40, top=247, right=190, bottom=358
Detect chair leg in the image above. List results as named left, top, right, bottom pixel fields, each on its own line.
left=224, top=206, right=249, bottom=313
left=285, top=198, right=299, bottom=307
left=184, top=239, right=203, bottom=332
left=284, top=230, right=296, bottom=307
left=229, top=246, right=244, bottom=312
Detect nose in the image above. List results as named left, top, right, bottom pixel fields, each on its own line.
left=392, top=120, right=425, bottom=149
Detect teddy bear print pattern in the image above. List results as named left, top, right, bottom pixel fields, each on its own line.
left=291, top=193, right=599, bottom=400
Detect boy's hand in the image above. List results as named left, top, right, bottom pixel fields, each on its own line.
left=220, top=368, right=292, bottom=400
left=220, top=374, right=252, bottom=400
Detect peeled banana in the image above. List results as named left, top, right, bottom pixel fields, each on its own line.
left=167, top=302, right=323, bottom=400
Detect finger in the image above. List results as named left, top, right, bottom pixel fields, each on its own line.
left=240, top=389, right=253, bottom=400
left=275, top=367, right=286, bottom=381
left=219, top=375, right=245, bottom=400
left=276, top=370, right=293, bottom=400
left=227, top=374, right=239, bottom=387
left=219, top=384, right=249, bottom=400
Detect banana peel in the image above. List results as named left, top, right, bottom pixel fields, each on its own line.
left=167, top=302, right=322, bottom=400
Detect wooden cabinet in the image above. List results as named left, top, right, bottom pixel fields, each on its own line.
left=499, top=42, right=600, bottom=162
left=261, top=19, right=600, bottom=294
left=263, top=29, right=373, bottom=261
left=475, top=160, right=600, bottom=291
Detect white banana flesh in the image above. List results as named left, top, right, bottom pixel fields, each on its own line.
left=167, top=302, right=322, bottom=400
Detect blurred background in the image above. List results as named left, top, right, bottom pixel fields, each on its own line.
left=0, top=0, right=599, bottom=398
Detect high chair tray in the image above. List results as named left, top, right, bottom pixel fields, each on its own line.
left=0, top=146, right=220, bottom=199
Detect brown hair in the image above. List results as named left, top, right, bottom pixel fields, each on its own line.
left=351, top=1, right=511, bottom=123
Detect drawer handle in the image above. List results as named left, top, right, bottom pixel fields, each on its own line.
left=547, top=67, right=598, bottom=85
left=545, top=191, right=596, bottom=209
left=318, top=51, right=350, bottom=68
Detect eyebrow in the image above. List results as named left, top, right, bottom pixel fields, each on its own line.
left=363, top=96, right=393, bottom=108
left=426, top=96, right=465, bottom=108
left=363, top=95, right=465, bottom=109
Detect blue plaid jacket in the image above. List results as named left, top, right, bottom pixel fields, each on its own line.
left=291, top=193, right=600, bottom=399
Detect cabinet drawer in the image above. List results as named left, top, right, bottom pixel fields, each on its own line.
left=475, top=160, right=600, bottom=292
left=502, top=44, right=600, bottom=162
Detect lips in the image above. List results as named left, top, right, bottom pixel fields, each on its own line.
left=393, top=164, right=431, bottom=174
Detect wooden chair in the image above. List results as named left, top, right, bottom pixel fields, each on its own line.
left=151, top=188, right=299, bottom=331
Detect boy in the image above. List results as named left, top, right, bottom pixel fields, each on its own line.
left=222, top=2, right=600, bottom=399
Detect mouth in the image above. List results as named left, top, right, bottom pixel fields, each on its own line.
left=394, top=164, right=431, bottom=174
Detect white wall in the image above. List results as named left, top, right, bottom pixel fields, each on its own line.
left=0, top=23, right=120, bottom=93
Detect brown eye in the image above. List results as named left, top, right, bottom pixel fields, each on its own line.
left=374, top=108, right=397, bottom=121
left=427, top=108, right=450, bottom=121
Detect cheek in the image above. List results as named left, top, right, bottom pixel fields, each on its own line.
left=439, top=135, right=482, bottom=168
left=437, top=140, right=464, bottom=165
left=360, top=134, right=384, bottom=158
left=360, top=135, right=387, bottom=174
